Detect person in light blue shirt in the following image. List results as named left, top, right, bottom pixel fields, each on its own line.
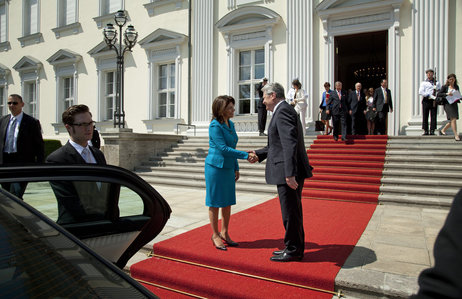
left=205, top=95, right=255, bottom=251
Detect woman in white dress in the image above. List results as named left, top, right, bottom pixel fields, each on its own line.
left=289, top=79, right=307, bottom=135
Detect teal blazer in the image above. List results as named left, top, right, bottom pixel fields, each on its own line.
left=205, top=119, right=248, bottom=170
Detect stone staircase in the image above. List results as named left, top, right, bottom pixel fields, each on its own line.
left=135, top=135, right=462, bottom=209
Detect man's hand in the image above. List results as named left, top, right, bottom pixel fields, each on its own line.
left=326, top=110, right=330, bottom=115
left=247, top=151, right=258, bottom=163
left=286, top=176, right=298, bottom=190
left=349, top=110, right=352, bottom=115
left=235, top=171, right=240, bottom=182
left=373, top=108, right=376, bottom=112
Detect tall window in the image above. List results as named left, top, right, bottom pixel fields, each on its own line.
left=58, top=0, right=77, bottom=27
left=101, top=0, right=122, bottom=15
left=157, top=63, right=175, bottom=118
left=104, top=71, right=116, bottom=120
left=238, top=49, right=264, bottom=114
left=0, top=87, right=4, bottom=116
left=63, top=77, right=74, bottom=110
left=25, top=82, right=37, bottom=118
left=0, top=2, right=6, bottom=43
left=24, top=0, right=39, bottom=36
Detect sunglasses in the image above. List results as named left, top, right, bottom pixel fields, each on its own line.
left=7, top=102, right=19, bottom=105
left=71, top=121, right=96, bottom=128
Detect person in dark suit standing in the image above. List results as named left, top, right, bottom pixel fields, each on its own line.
left=411, top=189, right=462, bottom=298
left=347, top=82, right=366, bottom=135
left=250, top=82, right=313, bottom=262
left=0, top=94, right=44, bottom=198
left=46, top=104, right=106, bottom=224
left=256, top=78, right=268, bottom=136
left=373, top=79, right=393, bottom=135
left=327, top=81, right=348, bottom=141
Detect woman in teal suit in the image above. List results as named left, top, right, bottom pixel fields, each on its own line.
left=205, top=95, right=251, bottom=250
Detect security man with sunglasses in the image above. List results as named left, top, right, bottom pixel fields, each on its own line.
left=0, top=94, right=44, bottom=199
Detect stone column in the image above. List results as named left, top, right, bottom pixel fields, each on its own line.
left=407, top=0, right=448, bottom=135
left=287, top=0, right=314, bottom=131
left=191, top=0, right=214, bottom=132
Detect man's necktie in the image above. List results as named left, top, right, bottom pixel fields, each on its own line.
left=81, top=147, right=91, bottom=163
left=338, top=91, right=342, bottom=108
left=357, top=92, right=360, bottom=100
left=5, top=118, right=16, bottom=153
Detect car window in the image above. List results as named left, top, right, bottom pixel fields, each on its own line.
left=14, top=181, right=145, bottom=225
left=0, top=192, right=156, bottom=299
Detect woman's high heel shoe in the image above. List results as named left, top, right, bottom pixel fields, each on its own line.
left=211, top=236, right=227, bottom=251
left=439, top=129, right=447, bottom=136
left=220, top=234, right=239, bottom=247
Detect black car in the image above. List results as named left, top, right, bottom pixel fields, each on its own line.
left=0, top=164, right=172, bottom=298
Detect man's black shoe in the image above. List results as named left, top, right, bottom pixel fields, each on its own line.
left=270, top=252, right=303, bottom=262
left=430, top=130, right=435, bottom=135
left=259, top=132, right=267, bottom=136
left=422, top=131, right=429, bottom=136
left=341, top=137, right=347, bottom=141
left=333, top=136, right=338, bottom=141
left=272, top=249, right=285, bottom=255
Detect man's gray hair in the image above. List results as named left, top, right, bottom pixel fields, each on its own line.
left=262, top=82, right=285, bottom=99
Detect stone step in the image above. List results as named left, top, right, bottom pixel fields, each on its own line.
left=381, top=176, right=461, bottom=188
left=384, top=162, right=462, bottom=171
left=379, top=193, right=454, bottom=208
left=382, top=168, right=462, bottom=178
left=138, top=175, right=277, bottom=196
left=379, top=184, right=459, bottom=198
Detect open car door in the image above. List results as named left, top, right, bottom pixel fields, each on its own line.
left=0, top=164, right=171, bottom=268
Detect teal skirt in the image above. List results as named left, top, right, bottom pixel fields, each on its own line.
left=205, top=164, right=236, bottom=208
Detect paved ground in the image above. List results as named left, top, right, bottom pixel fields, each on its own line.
left=125, top=184, right=450, bottom=298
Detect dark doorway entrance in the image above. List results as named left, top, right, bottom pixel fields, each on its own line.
left=335, top=31, right=387, bottom=92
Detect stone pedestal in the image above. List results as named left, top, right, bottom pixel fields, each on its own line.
left=101, top=128, right=184, bottom=170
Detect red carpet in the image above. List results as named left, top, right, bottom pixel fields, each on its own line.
left=306, top=135, right=388, bottom=204
left=131, top=135, right=386, bottom=298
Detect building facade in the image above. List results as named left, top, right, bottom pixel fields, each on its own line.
left=0, top=0, right=460, bottom=141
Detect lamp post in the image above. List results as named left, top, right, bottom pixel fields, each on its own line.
left=103, top=10, right=138, bottom=128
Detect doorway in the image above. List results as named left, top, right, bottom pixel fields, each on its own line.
left=335, top=31, right=387, bottom=92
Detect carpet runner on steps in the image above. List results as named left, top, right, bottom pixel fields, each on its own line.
left=130, top=135, right=387, bottom=298
left=305, top=135, right=388, bottom=204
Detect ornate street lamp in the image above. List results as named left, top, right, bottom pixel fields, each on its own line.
left=103, top=10, right=138, bottom=128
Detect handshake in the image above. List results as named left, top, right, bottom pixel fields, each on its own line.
left=247, top=151, right=258, bottom=163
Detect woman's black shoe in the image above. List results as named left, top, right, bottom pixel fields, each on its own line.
left=220, top=234, right=238, bottom=247
left=211, top=236, right=227, bottom=251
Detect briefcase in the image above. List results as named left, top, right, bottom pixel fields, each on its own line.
left=315, top=120, right=325, bottom=131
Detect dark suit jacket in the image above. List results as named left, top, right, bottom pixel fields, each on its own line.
left=256, top=82, right=266, bottom=108
left=328, top=89, right=348, bottom=116
left=255, top=101, right=312, bottom=185
left=46, top=141, right=106, bottom=165
left=373, top=87, right=393, bottom=112
left=348, top=90, right=366, bottom=114
left=0, top=113, right=44, bottom=164
left=46, top=141, right=106, bottom=224
left=411, top=189, right=462, bottom=299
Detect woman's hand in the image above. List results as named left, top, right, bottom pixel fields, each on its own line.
left=235, top=171, right=240, bottom=182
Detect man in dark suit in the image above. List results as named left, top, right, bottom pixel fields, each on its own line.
left=0, top=94, right=44, bottom=198
left=256, top=77, right=268, bottom=136
left=46, top=104, right=106, bottom=224
left=251, top=82, right=313, bottom=262
left=373, top=79, right=393, bottom=135
left=327, top=81, right=348, bottom=141
left=347, top=82, right=365, bottom=135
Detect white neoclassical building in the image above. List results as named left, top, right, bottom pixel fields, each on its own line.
left=0, top=0, right=461, bottom=141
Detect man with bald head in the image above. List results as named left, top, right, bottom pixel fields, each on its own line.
left=348, top=82, right=366, bottom=135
